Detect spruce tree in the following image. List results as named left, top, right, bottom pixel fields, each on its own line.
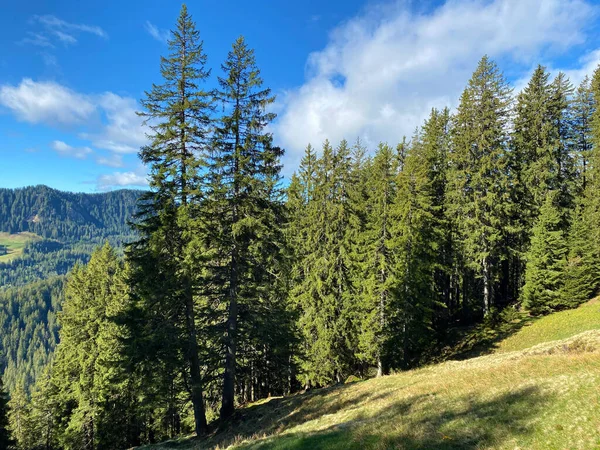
left=127, top=4, right=212, bottom=435
left=448, top=56, right=513, bottom=316
left=358, top=143, right=397, bottom=376
left=204, top=35, right=285, bottom=419
left=522, top=192, right=567, bottom=314
left=561, top=199, right=600, bottom=306
left=46, top=244, right=135, bottom=449
left=293, top=140, right=359, bottom=386
left=0, top=375, right=15, bottom=449
left=8, top=384, right=30, bottom=449
left=571, top=75, right=594, bottom=192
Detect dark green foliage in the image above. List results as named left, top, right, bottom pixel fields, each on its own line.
left=0, top=278, right=63, bottom=395
left=0, top=185, right=139, bottom=243
left=0, top=375, right=14, bottom=449
left=203, top=35, right=286, bottom=418
left=560, top=200, right=600, bottom=306
left=127, top=3, right=212, bottom=436
left=522, top=192, right=567, bottom=315
left=448, top=56, right=513, bottom=316
left=47, top=244, right=135, bottom=449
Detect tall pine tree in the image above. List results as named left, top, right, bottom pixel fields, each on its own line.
left=448, top=56, right=513, bottom=316
left=204, top=36, right=285, bottom=419
left=127, top=4, right=212, bottom=435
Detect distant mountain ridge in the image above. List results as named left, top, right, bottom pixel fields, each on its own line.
left=0, top=185, right=141, bottom=241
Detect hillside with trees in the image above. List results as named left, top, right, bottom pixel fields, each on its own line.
left=2, top=4, right=600, bottom=450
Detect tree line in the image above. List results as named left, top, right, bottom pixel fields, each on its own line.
left=2, top=4, right=600, bottom=449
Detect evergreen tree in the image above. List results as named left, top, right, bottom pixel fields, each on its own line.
left=127, top=4, right=212, bottom=435
left=47, top=244, right=135, bottom=449
left=522, top=192, right=567, bottom=315
left=571, top=75, right=594, bottom=192
left=358, top=143, right=397, bottom=376
left=293, top=140, right=359, bottom=386
left=204, top=35, right=285, bottom=419
left=0, top=375, right=15, bottom=449
left=561, top=199, right=600, bottom=306
left=448, top=56, right=513, bottom=316
left=8, top=384, right=30, bottom=449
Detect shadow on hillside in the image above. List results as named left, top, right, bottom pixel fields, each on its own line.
left=433, top=310, right=534, bottom=362
left=236, top=385, right=548, bottom=449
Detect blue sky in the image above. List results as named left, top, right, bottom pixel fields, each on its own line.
left=1, top=0, right=600, bottom=192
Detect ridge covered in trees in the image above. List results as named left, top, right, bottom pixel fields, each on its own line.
left=3, top=4, right=600, bottom=449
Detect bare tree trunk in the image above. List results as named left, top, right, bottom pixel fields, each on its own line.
left=184, top=281, right=208, bottom=434
left=482, top=257, right=490, bottom=316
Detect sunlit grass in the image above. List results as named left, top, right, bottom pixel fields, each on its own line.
left=497, top=298, right=600, bottom=352
left=143, top=309, right=600, bottom=449
left=0, top=231, right=41, bottom=262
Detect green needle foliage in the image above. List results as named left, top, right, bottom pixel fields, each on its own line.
left=127, top=3, right=213, bottom=436
left=0, top=375, right=14, bottom=449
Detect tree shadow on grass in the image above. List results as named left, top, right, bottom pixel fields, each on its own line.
left=237, top=385, right=548, bottom=450
left=432, top=310, right=534, bottom=362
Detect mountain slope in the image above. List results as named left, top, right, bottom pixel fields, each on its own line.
left=0, top=185, right=140, bottom=287
left=0, top=185, right=140, bottom=392
left=144, top=299, right=600, bottom=449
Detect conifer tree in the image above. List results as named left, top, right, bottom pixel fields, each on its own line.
left=448, top=56, right=513, bottom=316
left=522, top=192, right=567, bottom=315
left=47, top=244, right=135, bottom=449
left=358, top=143, right=397, bottom=376
left=127, top=4, right=212, bottom=435
left=571, top=76, right=594, bottom=192
left=0, top=375, right=15, bottom=449
left=204, top=35, right=285, bottom=419
left=293, top=140, right=359, bottom=385
left=561, top=199, right=600, bottom=306
left=8, top=384, right=30, bottom=449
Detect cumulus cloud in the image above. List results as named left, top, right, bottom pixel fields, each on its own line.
left=0, top=79, right=95, bottom=125
left=0, top=79, right=147, bottom=153
left=51, top=140, right=93, bottom=159
left=96, top=169, right=148, bottom=191
left=273, top=0, right=598, bottom=170
left=145, top=21, right=169, bottom=43
left=82, top=93, right=147, bottom=153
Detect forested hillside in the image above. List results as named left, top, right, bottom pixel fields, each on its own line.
left=2, top=5, right=600, bottom=450
left=0, top=185, right=139, bottom=287
left=0, top=186, right=139, bottom=397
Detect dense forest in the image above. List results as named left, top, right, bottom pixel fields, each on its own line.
left=0, top=185, right=139, bottom=287
left=1, top=4, right=600, bottom=449
left=0, top=186, right=139, bottom=405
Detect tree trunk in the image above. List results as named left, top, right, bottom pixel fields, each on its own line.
left=482, top=257, right=490, bottom=316
left=220, top=258, right=238, bottom=419
left=184, top=279, right=208, bottom=434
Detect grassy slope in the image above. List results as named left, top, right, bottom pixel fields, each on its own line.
left=0, top=231, right=41, bottom=262
left=145, top=300, right=600, bottom=450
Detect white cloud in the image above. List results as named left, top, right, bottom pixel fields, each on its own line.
left=96, top=153, right=124, bottom=168
left=34, top=15, right=107, bottom=39
left=20, top=32, right=54, bottom=48
left=0, top=79, right=95, bottom=125
left=52, top=30, right=77, bottom=45
left=145, top=21, right=169, bottom=43
left=274, top=0, right=597, bottom=170
left=0, top=79, right=147, bottom=155
left=51, top=140, right=93, bottom=159
left=86, top=93, right=147, bottom=153
left=97, top=170, right=148, bottom=191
